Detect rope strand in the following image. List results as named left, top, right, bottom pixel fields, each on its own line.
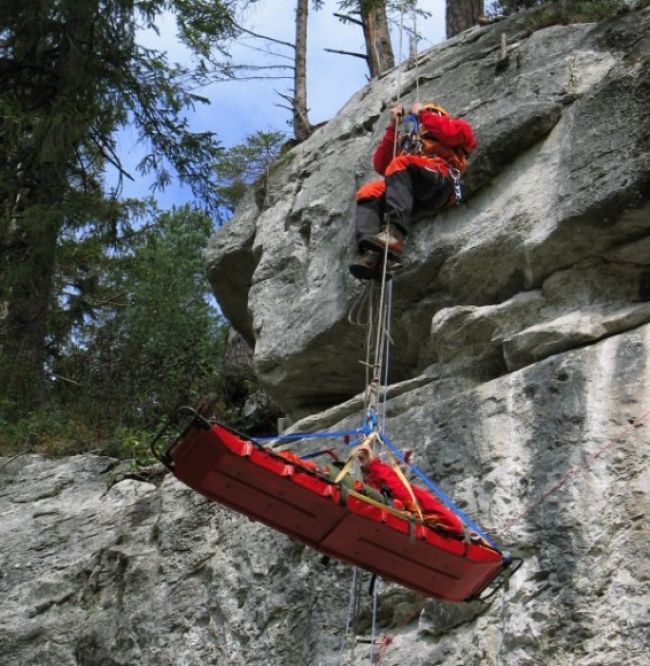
left=412, top=3, right=420, bottom=104
left=370, top=577, right=381, bottom=664
left=391, top=0, right=407, bottom=157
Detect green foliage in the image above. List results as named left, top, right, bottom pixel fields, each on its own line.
left=488, top=0, right=544, bottom=12
left=528, top=0, right=630, bottom=28
left=336, top=0, right=419, bottom=13
left=0, top=205, right=230, bottom=458
left=0, top=1, right=287, bottom=457
left=335, top=1, right=429, bottom=23
left=58, top=205, right=227, bottom=426
left=0, top=0, right=241, bottom=212
left=488, top=0, right=631, bottom=20
left=103, top=425, right=157, bottom=465
left=171, top=0, right=241, bottom=58
left=213, top=130, right=287, bottom=213
left=0, top=0, right=249, bottom=410
left=0, top=408, right=95, bottom=457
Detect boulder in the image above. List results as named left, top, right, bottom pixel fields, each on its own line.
left=205, top=8, right=650, bottom=418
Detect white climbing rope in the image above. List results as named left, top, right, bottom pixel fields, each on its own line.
left=412, top=1, right=421, bottom=105
left=337, top=566, right=363, bottom=666
left=369, top=576, right=381, bottom=664
left=340, top=7, right=416, bottom=653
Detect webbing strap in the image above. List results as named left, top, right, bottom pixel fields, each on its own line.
left=387, top=452, right=424, bottom=522
left=334, top=433, right=378, bottom=485
left=345, top=488, right=411, bottom=520
left=254, top=427, right=365, bottom=443
left=378, top=431, right=500, bottom=550
left=254, top=416, right=497, bottom=548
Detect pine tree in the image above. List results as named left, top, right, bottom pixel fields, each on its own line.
left=213, top=131, right=287, bottom=214
left=55, top=205, right=227, bottom=432
left=0, top=0, right=243, bottom=413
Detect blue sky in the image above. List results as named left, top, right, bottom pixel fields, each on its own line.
left=114, top=0, right=447, bottom=210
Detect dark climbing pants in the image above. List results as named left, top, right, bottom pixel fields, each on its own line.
left=355, top=154, right=454, bottom=248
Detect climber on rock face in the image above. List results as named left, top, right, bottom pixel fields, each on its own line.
left=349, top=102, right=478, bottom=280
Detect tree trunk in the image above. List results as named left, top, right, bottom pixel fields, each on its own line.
left=0, top=196, right=61, bottom=412
left=0, top=8, right=75, bottom=412
left=446, top=0, right=484, bottom=38
left=293, top=0, right=313, bottom=141
left=360, top=0, right=394, bottom=78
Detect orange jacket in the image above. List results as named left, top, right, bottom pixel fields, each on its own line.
left=373, top=111, right=477, bottom=175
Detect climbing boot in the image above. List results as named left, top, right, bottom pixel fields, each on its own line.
left=349, top=250, right=380, bottom=280
left=365, top=223, right=405, bottom=259
left=349, top=250, right=395, bottom=281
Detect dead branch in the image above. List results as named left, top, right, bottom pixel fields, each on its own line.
left=324, top=48, right=368, bottom=61
left=232, top=21, right=295, bottom=50
left=333, top=12, right=364, bottom=27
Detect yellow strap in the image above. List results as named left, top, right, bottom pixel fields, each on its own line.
left=347, top=489, right=458, bottom=536
left=333, top=433, right=377, bottom=485
left=335, top=436, right=424, bottom=523
left=332, top=436, right=449, bottom=532
left=388, top=452, right=424, bottom=522
left=346, top=488, right=410, bottom=520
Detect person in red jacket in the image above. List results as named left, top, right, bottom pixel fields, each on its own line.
left=357, top=444, right=465, bottom=535
left=349, top=102, right=477, bottom=280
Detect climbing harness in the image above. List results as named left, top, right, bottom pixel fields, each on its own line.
left=389, top=0, right=465, bottom=207
left=400, top=112, right=421, bottom=154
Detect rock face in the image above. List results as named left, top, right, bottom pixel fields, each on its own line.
left=2, top=326, right=648, bottom=665
left=2, top=7, right=649, bottom=666
left=206, top=6, right=650, bottom=418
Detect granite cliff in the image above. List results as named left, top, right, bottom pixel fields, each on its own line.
left=1, top=6, right=649, bottom=665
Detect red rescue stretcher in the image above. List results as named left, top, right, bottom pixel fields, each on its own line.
left=152, top=410, right=516, bottom=602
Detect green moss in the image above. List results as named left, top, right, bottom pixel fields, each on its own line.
left=103, top=426, right=158, bottom=465
left=521, top=0, right=631, bottom=31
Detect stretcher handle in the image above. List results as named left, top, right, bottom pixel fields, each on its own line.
left=468, top=555, right=524, bottom=603
left=149, top=406, right=212, bottom=468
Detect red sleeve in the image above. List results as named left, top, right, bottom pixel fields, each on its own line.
left=364, top=460, right=464, bottom=535
left=419, top=111, right=477, bottom=153
left=372, top=125, right=397, bottom=175
left=364, top=460, right=406, bottom=498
